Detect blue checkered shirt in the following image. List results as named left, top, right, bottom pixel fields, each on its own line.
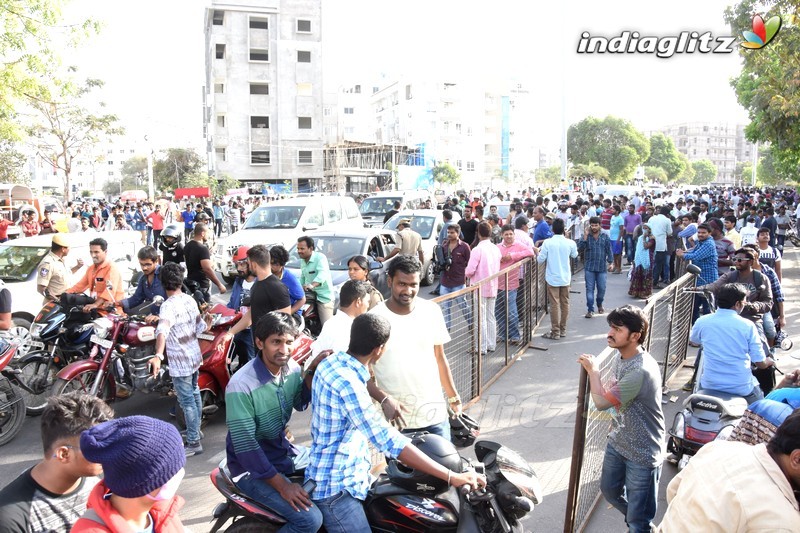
left=577, top=232, right=613, bottom=273
left=306, top=351, right=410, bottom=500
left=760, top=263, right=784, bottom=303
left=682, top=237, right=719, bottom=285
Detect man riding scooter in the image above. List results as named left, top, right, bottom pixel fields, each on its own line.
left=226, top=246, right=257, bottom=365
left=121, top=246, right=167, bottom=324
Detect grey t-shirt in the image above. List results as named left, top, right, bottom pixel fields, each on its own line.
left=607, top=350, right=666, bottom=467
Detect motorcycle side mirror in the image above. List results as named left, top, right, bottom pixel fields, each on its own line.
left=152, top=295, right=165, bottom=306
left=686, top=264, right=701, bottom=276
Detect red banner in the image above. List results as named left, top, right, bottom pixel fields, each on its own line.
left=174, top=187, right=211, bottom=199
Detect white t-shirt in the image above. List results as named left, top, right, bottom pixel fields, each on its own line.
left=370, top=299, right=451, bottom=429
left=310, top=311, right=354, bottom=358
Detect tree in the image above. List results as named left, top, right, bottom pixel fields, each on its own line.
left=568, top=162, right=610, bottom=182
left=26, top=74, right=124, bottom=202
left=0, top=141, right=29, bottom=184
left=676, top=152, right=695, bottom=184
left=153, top=148, right=204, bottom=192
left=0, top=0, right=99, bottom=140
left=644, top=133, right=686, bottom=180
left=756, top=146, right=782, bottom=186
left=691, top=159, right=717, bottom=185
left=431, top=161, right=460, bottom=187
left=643, top=166, right=668, bottom=184
left=534, top=166, right=561, bottom=186
left=725, top=1, right=800, bottom=179
left=567, top=116, right=650, bottom=182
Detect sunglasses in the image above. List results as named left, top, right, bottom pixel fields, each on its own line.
left=732, top=257, right=752, bottom=262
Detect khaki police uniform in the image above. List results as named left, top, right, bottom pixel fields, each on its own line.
left=37, top=251, right=70, bottom=303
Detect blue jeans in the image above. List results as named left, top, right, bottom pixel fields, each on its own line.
left=600, top=444, right=661, bottom=533
left=237, top=474, right=323, bottom=533
left=496, top=289, right=520, bottom=341
left=624, top=234, right=635, bottom=263
left=314, top=490, right=368, bottom=533
left=172, top=371, right=202, bottom=445
left=441, top=284, right=470, bottom=330
left=691, top=294, right=711, bottom=325
left=584, top=270, right=606, bottom=313
left=402, top=419, right=451, bottom=441
left=234, top=329, right=257, bottom=366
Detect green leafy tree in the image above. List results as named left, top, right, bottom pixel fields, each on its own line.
left=645, top=133, right=686, bottom=180
left=725, top=1, right=800, bottom=179
left=567, top=116, right=650, bottom=182
left=101, top=155, right=146, bottom=197
left=0, top=0, right=100, bottom=140
left=676, top=152, right=695, bottom=184
left=691, top=159, right=717, bottom=185
left=568, top=162, right=610, bottom=182
left=0, top=141, right=29, bottom=183
left=153, top=148, right=204, bottom=192
left=756, top=146, right=782, bottom=186
left=644, top=166, right=668, bottom=184
left=431, top=161, right=460, bottom=188
left=736, top=160, right=754, bottom=183
left=534, top=166, right=561, bottom=186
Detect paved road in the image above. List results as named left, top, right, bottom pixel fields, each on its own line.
left=1, top=250, right=797, bottom=532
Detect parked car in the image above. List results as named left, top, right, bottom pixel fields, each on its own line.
left=214, top=196, right=363, bottom=283
left=383, top=209, right=460, bottom=286
left=359, top=190, right=435, bottom=228
left=0, top=231, right=143, bottom=354
left=284, top=228, right=398, bottom=309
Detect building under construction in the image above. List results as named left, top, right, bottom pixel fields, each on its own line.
left=323, top=141, right=422, bottom=193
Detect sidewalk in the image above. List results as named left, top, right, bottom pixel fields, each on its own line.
left=470, top=246, right=800, bottom=532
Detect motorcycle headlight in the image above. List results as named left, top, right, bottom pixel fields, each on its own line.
left=29, top=323, right=45, bottom=339
left=495, top=446, right=543, bottom=505
left=92, top=317, right=113, bottom=339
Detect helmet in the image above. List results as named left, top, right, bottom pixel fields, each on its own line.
left=232, top=246, right=250, bottom=262
left=160, top=224, right=182, bottom=249
left=449, top=413, right=480, bottom=448
left=386, top=433, right=462, bottom=494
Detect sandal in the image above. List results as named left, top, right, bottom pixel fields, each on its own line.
left=542, top=332, right=560, bottom=340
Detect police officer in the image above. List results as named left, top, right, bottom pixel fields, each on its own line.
left=37, top=234, right=84, bottom=304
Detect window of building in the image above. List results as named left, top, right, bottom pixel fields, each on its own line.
left=215, top=44, right=225, bottom=59
left=354, top=84, right=361, bottom=94
left=212, top=10, right=224, bottom=25
left=78, top=172, right=83, bottom=177
left=118, top=149, right=124, bottom=154
left=323, top=107, right=331, bottom=116
left=215, top=147, right=226, bottom=162
left=108, top=171, right=114, bottom=176
left=250, top=49, right=269, bottom=61
left=297, top=83, right=312, bottom=96
left=297, top=50, right=311, bottom=63
left=406, top=84, right=413, bottom=100
left=214, top=83, right=224, bottom=94
left=130, top=149, right=135, bottom=154
left=456, top=160, right=462, bottom=170
left=456, top=123, right=462, bottom=134
left=251, top=151, right=270, bottom=164
left=249, top=83, right=269, bottom=95
left=107, top=149, right=113, bottom=154
left=344, top=107, right=354, bottom=115
left=298, top=150, right=312, bottom=165
left=467, top=161, right=475, bottom=171
left=217, top=115, right=225, bottom=128
left=344, top=127, right=355, bottom=134
left=297, top=19, right=311, bottom=32
left=108, top=161, right=114, bottom=165
left=372, top=86, right=379, bottom=94
left=298, top=117, right=312, bottom=129
left=251, top=116, right=269, bottom=129
left=249, top=18, right=268, bottom=30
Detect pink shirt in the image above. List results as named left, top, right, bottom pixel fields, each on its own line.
left=465, top=239, right=501, bottom=297
left=514, top=229, right=534, bottom=251
left=496, top=241, right=535, bottom=290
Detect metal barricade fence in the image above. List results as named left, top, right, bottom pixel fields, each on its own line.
left=563, top=271, right=697, bottom=533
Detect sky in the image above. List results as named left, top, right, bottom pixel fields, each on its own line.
left=61, top=0, right=751, bottom=151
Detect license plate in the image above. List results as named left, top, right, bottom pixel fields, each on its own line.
left=90, top=335, right=114, bottom=350
left=28, top=340, right=45, bottom=350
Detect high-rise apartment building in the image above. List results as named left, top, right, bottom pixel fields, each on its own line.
left=204, top=0, right=323, bottom=193
left=660, top=122, right=755, bottom=184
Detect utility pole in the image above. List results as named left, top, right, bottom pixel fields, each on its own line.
left=751, top=141, right=758, bottom=187
left=174, top=159, right=180, bottom=190
left=145, top=135, right=154, bottom=201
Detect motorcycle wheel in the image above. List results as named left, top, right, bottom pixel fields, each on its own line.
left=225, top=518, right=278, bottom=533
left=15, top=351, right=60, bottom=416
left=0, top=378, right=26, bottom=447
left=790, top=234, right=800, bottom=247
left=175, top=390, right=215, bottom=430
left=52, top=369, right=112, bottom=401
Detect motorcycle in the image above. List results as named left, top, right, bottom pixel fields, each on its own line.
left=50, top=296, right=166, bottom=402
left=0, top=337, right=26, bottom=446
left=13, top=294, right=96, bottom=415
left=301, top=289, right=322, bottom=338
left=208, top=436, right=541, bottom=533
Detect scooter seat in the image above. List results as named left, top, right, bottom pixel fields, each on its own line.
left=689, top=390, right=748, bottom=418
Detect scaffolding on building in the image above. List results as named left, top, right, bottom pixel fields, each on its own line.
left=323, top=141, right=422, bottom=193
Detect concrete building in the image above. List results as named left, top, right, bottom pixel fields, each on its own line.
left=204, top=0, right=323, bottom=194
left=660, top=122, right=756, bottom=185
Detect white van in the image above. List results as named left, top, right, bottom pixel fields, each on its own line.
left=359, top=190, right=435, bottom=228
left=214, top=196, right=363, bottom=282
left=1, top=231, right=143, bottom=353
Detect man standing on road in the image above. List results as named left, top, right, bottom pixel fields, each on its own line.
left=225, top=312, right=325, bottom=533
left=578, top=306, right=665, bottom=533
left=708, top=218, right=737, bottom=278
left=0, top=393, right=113, bottom=533
left=578, top=216, right=613, bottom=318
left=37, top=234, right=84, bottom=304
left=378, top=219, right=424, bottom=265
left=496, top=224, right=534, bottom=344
left=297, top=236, right=335, bottom=325
left=466, top=222, right=501, bottom=354
left=439, top=224, right=471, bottom=330
left=458, top=205, right=479, bottom=248
left=538, top=218, right=578, bottom=340
left=369, top=255, right=461, bottom=438
left=184, top=223, right=227, bottom=301
left=532, top=211, right=554, bottom=248
left=648, top=206, right=673, bottom=289
left=623, top=203, right=642, bottom=266
left=180, top=203, right=195, bottom=241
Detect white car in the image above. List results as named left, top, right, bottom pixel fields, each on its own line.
left=383, top=209, right=461, bottom=286
left=214, top=196, right=363, bottom=282
left=1, top=231, right=143, bottom=354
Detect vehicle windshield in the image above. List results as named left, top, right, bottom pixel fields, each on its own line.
left=0, top=245, right=48, bottom=281
left=242, top=206, right=304, bottom=229
left=359, top=197, right=401, bottom=216
left=384, top=215, right=436, bottom=239
left=286, top=236, right=366, bottom=271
